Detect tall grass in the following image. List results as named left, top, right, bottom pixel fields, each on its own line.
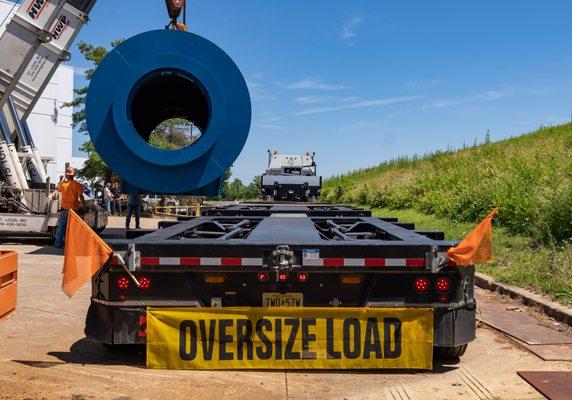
left=323, top=124, right=572, bottom=244
left=370, top=208, right=572, bottom=304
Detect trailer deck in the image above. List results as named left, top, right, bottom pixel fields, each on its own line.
left=86, top=205, right=476, bottom=354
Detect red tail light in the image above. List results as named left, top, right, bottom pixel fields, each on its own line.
left=278, top=272, right=288, bottom=282
left=138, top=276, right=152, bottom=291
left=297, top=272, right=308, bottom=282
left=257, top=272, right=269, bottom=282
left=435, top=277, right=451, bottom=293
left=414, top=277, right=430, bottom=293
left=115, top=276, right=130, bottom=291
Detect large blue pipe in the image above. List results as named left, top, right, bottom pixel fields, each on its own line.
left=86, top=30, right=251, bottom=194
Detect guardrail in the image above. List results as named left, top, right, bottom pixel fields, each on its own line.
left=152, top=205, right=201, bottom=217
left=0, top=251, right=18, bottom=322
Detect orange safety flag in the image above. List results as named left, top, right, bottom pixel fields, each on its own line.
left=446, top=208, right=499, bottom=266
left=62, top=210, right=113, bottom=298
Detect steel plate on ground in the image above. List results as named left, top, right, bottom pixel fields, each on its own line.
left=478, top=301, right=572, bottom=345
left=523, top=344, right=572, bottom=361
left=517, top=371, right=572, bottom=400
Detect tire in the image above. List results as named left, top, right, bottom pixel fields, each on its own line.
left=435, top=344, right=468, bottom=359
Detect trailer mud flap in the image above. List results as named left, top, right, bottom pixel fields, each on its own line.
left=147, top=307, right=433, bottom=370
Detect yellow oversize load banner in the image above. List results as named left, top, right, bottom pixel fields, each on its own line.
left=147, top=307, right=434, bottom=370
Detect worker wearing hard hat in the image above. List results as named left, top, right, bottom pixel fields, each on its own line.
left=54, top=167, right=86, bottom=248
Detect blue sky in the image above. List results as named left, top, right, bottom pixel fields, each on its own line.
left=69, top=0, right=572, bottom=183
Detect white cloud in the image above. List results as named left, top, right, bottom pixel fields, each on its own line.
left=247, top=81, right=277, bottom=101
left=283, top=78, right=349, bottom=91
left=404, top=79, right=442, bottom=91
left=261, top=115, right=284, bottom=123
left=255, top=123, right=285, bottom=130
left=423, top=87, right=512, bottom=110
left=341, top=15, right=364, bottom=40
left=294, top=95, right=424, bottom=116
left=296, top=96, right=325, bottom=104
left=296, top=95, right=359, bottom=104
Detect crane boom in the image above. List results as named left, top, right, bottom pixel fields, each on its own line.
left=0, top=0, right=97, bottom=120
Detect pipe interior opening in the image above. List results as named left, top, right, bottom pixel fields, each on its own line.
left=129, top=69, right=210, bottom=150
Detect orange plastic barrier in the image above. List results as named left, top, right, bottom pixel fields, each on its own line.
left=0, top=251, right=17, bottom=322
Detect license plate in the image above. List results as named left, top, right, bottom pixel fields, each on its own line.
left=263, top=293, right=303, bottom=307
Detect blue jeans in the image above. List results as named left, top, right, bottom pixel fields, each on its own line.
left=125, top=205, right=141, bottom=229
left=103, top=198, right=111, bottom=214
left=55, top=209, right=69, bottom=247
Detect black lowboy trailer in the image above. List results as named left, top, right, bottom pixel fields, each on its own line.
left=85, top=205, right=476, bottom=358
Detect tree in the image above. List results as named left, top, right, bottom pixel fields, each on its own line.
left=226, top=178, right=245, bottom=200
left=243, top=175, right=261, bottom=200
left=63, top=40, right=124, bottom=182
left=148, top=118, right=201, bottom=150
left=219, top=167, right=233, bottom=198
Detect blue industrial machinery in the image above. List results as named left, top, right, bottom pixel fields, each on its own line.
left=86, top=30, right=251, bottom=195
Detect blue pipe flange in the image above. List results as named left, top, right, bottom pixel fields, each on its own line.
left=86, top=30, right=251, bottom=194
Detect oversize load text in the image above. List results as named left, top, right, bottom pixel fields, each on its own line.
left=146, top=307, right=434, bottom=370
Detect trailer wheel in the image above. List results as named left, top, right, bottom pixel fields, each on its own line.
left=101, top=343, right=143, bottom=353
left=435, top=344, right=468, bottom=359
left=102, top=343, right=123, bottom=353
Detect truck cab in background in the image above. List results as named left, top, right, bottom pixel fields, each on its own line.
left=261, top=150, right=322, bottom=202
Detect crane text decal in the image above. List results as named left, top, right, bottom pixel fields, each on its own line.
left=147, top=307, right=433, bottom=369
left=51, top=15, right=70, bottom=40
left=27, top=0, right=49, bottom=20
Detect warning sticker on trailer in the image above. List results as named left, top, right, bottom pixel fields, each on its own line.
left=146, top=307, right=433, bottom=370
left=303, top=249, right=320, bottom=259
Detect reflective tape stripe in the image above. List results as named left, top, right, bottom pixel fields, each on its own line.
left=137, top=257, right=426, bottom=268
left=385, top=258, right=406, bottom=267
left=323, top=258, right=344, bottom=267
left=159, top=257, right=180, bottom=265
left=303, top=258, right=324, bottom=267
left=364, top=258, right=386, bottom=267
left=137, top=257, right=263, bottom=266
left=242, top=258, right=263, bottom=266
left=180, top=257, right=200, bottom=266
left=405, top=258, right=425, bottom=267
left=303, top=258, right=426, bottom=268
left=200, top=258, right=221, bottom=266
left=343, top=258, right=365, bottom=267
left=141, top=257, right=160, bottom=265
left=221, top=258, right=242, bottom=266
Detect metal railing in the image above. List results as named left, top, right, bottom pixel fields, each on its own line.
left=152, top=204, right=201, bottom=217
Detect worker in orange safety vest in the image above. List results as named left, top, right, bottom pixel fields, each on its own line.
left=54, top=167, right=86, bottom=248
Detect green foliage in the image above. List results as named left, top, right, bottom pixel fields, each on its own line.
left=63, top=40, right=124, bottom=181
left=220, top=173, right=261, bottom=200
left=323, top=124, right=572, bottom=244
left=219, top=168, right=233, bottom=198
left=148, top=118, right=201, bottom=150
left=370, top=207, right=572, bottom=305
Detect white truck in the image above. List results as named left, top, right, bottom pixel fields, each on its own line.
left=261, top=150, right=322, bottom=202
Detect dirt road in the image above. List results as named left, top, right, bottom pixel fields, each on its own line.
left=0, top=217, right=570, bottom=400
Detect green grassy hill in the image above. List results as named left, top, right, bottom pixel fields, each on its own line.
left=323, top=124, right=572, bottom=303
